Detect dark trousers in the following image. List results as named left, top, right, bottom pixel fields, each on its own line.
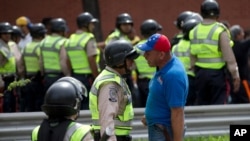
left=230, top=80, right=249, bottom=104
left=195, top=67, right=227, bottom=105
left=136, top=78, right=150, bottom=107
left=185, top=75, right=197, bottom=106
left=20, top=75, right=44, bottom=112
left=72, top=73, right=94, bottom=110
left=3, top=76, right=16, bottom=112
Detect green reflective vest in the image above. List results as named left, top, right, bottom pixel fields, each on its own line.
left=189, top=22, right=233, bottom=69
left=89, top=69, right=134, bottom=135
left=40, top=35, right=67, bottom=73
left=172, top=39, right=195, bottom=76
left=134, top=40, right=155, bottom=79
left=31, top=122, right=91, bottom=141
left=23, top=41, right=40, bottom=74
left=65, top=32, right=94, bottom=74
left=105, top=29, right=130, bottom=45
left=0, top=40, right=16, bottom=75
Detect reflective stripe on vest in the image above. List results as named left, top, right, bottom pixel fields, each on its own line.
left=65, top=32, right=93, bottom=74
left=134, top=40, right=155, bottom=79
left=0, top=41, right=16, bottom=74
left=172, top=39, right=194, bottom=76
left=40, top=35, right=66, bottom=73
left=31, top=122, right=91, bottom=141
left=89, top=69, right=133, bottom=135
left=105, top=29, right=130, bottom=45
left=189, top=22, right=228, bottom=69
left=23, top=42, right=40, bottom=74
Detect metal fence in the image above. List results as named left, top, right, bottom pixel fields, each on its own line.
left=1, top=104, right=250, bottom=141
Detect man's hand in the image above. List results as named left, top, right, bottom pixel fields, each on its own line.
left=141, top=115, right=147, bottom=126
left=233, top=77, right=240, bottom=93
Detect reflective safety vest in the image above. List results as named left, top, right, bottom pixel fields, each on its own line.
left=23, top=41, right=40, bottom=75
left=172, top=39, right=195, bottom=76
left=134, top=40, right=155, bottom=79
left=189, top=22, right=233, bottom=69
left=65, top=32, right=94, bottom=74
left=40, top=35, right=67, bottom=74
left=105, top=29, right=130, bottom=45
left=31, top=122, right=91, bottom=141
left=89, top=69, right=134, bottom=135
left=0, top=40, right=16, bottom=75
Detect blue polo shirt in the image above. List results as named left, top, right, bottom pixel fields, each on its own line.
left=145, top=55, right=188, bottom=127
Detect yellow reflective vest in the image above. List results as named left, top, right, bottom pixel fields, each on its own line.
left=172, top=39, right=195, bottom=76
left=40, top=34, right=67, bottom=74
left=23, top=41, right=40, bottom=75
left=0, top=39, right=16, bottom=75
left=89, top=68, right=134, bottom=135
left=65, top=32, right=95, bottom=74
left=31, top=122, right=91, bottom=141
left=189, top=22, right=233, bottom=69
left=105, top=29, right=130, bottom=45
left=134, top=40, right=155, bottom=79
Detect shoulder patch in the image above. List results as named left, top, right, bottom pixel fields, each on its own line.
left=108, top=86, right=118, bottom=102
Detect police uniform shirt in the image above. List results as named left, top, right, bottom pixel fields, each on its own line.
left=97, top=67, right=129, bottom=141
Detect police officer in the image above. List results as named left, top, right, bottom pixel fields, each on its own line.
left=40, top=18, right=70, bottom=93
left=65, top=12, right=99, bottom=110
left=0, top=22, right=17, bottom=112
left=172, top=18, right=202, bottom=106
left=21, top=23, right=47, bottom=111
left=171, top=11, right=194, bottom=47
left=11, top=25, right=24, bottom=45
left=89, top=40, right=139, bottom=141
left=105, top=13, right=138, bottom=45
left=105, top=13, right=139, bottom=100
left=189, top=0, right=240, bottom=105
left=133, top=19, right=162, bottom=107
left=31, top=76, right=93, bottom=141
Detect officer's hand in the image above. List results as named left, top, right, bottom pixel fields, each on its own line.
left=233, top=77, right=240, bottom=93
left=141, top=115, right=147, bottom=126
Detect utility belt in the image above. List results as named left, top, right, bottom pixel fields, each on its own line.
left=44, top=72, right=62, bottom=77
left=1, top=74, right=15, bottom=81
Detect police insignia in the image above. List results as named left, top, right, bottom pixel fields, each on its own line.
left=109, top=87, right=118, bottom=102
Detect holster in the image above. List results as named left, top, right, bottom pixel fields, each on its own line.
left=116, top=135, right=132, bottom=141
left=93, top=130, right=101, bottom=141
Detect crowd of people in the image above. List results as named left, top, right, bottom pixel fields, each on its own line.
left=1, top=0, right=250, bottom=140
left=0, top=0, right=250, bottom=114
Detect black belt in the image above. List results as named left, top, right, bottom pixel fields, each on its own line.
left=116, top=135, right=132, bottom=141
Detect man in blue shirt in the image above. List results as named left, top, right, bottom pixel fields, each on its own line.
left=139, top=33, right=188, bottom=141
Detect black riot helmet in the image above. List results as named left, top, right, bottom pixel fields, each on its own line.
left=175, top=11, right=194, bottom=30
left=11, top=25, right=24, bottom=38
left=182, top=19, right=201, bottom=40
left=42, top=77, right=87, bottom=118
left=104, top=40, right=139, bottom=68
left=50, top=18, right=68, bottom=33
left=29, top=23, right=47, bottom=38
left=77, top=12, right=98, bottom=28
left=116, top=13, right=133, bottom=28
left=140, top=19, right=162, bottom=37
left=184, top=12, right=203, bottom=24
left=201, top=0, right=220, bottom=18
left=0, top=22, right=13, bottom=34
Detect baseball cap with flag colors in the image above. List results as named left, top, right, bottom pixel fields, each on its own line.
left=138, top=33, right=171, bottom=52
